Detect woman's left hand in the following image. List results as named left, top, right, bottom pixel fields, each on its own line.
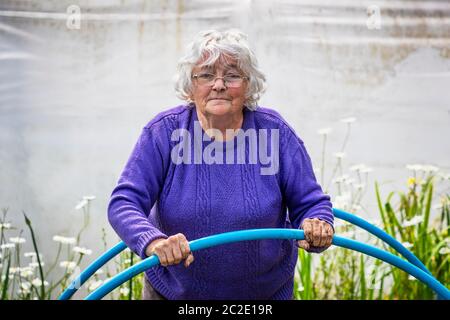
left=297, top=218, right=334, bottom=253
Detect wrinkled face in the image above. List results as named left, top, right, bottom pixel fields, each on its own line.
left=189, top=56, right=248, bottom=117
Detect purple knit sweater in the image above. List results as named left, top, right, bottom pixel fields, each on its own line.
left=108, top=104, right=333, bottom=300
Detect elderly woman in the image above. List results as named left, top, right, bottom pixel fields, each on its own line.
left=108, top=29, right=334, bottom=300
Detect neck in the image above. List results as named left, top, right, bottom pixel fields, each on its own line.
left=196, top=108, right=244, bottom=142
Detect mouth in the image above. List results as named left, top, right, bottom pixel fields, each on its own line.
left=208, top=98, right=231, bottom=102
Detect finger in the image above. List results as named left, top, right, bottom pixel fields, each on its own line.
left=178, top=234, right=190, bottom=259
left=302, top=220, right=313, bottom=243
left=184, top=253, right=195, bottom=268
left=155, top=248, right=168, bottom=267
left=172, top=242, right=183, bottom=264
left=325, top=224, right=334, bottom=247
left=297, top=240, right=310, bottom=251
left=312, top=219, right=322, bottom=247
left=319, top=223, right=329, bottom=247
left=170, top=234, right=187, bottom=264
left=164, top=242, right=175, bottom=265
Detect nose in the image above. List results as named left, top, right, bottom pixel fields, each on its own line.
left=211, top=77, right=226, bottom=91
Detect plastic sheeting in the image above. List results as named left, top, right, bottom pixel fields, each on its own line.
left=1, top=1, right=449, bottom=289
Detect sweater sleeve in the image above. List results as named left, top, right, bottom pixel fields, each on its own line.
left=108, top=123, right=170, bottom=259
left=280, top=127, right=334, bottom=233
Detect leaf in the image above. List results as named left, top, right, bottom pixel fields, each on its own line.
left=22, top=211, right=46, bottom=300
left=359, top=255, right=366, bottom=300
left=385, top=202, right=405, bottom=239
left=375, top=182, right=388, bottom=232
left=1, top=252, right=11, bottom=300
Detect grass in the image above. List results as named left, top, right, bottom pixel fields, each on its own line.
left=0, top=197, right=144, bottom=300
left=294, top=117, right=449, bottom=300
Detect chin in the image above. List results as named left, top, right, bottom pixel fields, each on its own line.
left=206, top=102, right=232, bottom=115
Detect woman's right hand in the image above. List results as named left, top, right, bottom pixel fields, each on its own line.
left=145, top=233, right=194, bottom=268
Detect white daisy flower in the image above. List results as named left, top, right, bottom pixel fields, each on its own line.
left=61, top=237, right=76, bottom=245
left=333, top=193, right=351, bottom=210
left=75, top=199, right=88, bottom=210
left=73, top=246, right=92, bottom=255
left=20, top=267, right=34, bottom=278
left=9, top=267, right=20, bottom=274
left=119, top=287, right=130, bottom=296
left=24, top=252, right=43, bottom=259
left=317, top=128, right=332, bottom=135
left=402, top=216, right=424, bottom=227
left=350, top=164, right=365, bottom=172
left=60, top=261, right=77, bottom=270
left=52, top=235, right=63, bottom=242
left=406, top=164, right=423, bottom=171
left=52, top=235, right=76, bottom=245
left=344, top=178, right=355, bottom=186
left=340, top=117, right=356, bottom=124
left=402, top=242, right=413, bottom=249
left=31, top=278, right=49, bottom=287
left=368, top=282, right=382, bottom=290
left=88, top=280, right=103, bottom=291
left=354, top=183, right=365, bottom=190
left=19, top=284, right=31, bottom=295
left=333, top=152, right=346, bottom=159
left=422, top=165, right=439, bottom=173
left=21, top=282, right=32, bottom=291
left=1, top=243, right=15, bottom=249
left=0, top=223, right=12, bottom=230
left=17, top=288, right=30, bottom=295
left=360, top=167, right=373, bottom=174
left=9, top=237, right=26, bottom=244
left=438, top=247, right=449, bottom=255
left=29, top=262, right=45, bottom=268
left=332, top=177, right=345, bottom=184
left=333, top=175, right=350, bottom=184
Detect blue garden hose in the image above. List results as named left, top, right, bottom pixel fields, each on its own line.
left=58, top=241, right=127, bottom=300
left=58, top=208, right=446, bottom=300
left=333, top=208, right=431, bottom=275
left=333, top=209, right=445, bottom=300
left=84, top=229, right=450, bottom=300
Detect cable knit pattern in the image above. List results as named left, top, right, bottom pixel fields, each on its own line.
left=241, top=163, right=261, bottom=299
left=108, top=104, right=333, bottom=300
left=192, top=163, right=211, bottom=299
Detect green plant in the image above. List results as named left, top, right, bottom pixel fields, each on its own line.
left=0, top=195, right=146, bottom=300
left=294, top=116, right=449, bottom=300
left=375, top=169, right=449, bottom=299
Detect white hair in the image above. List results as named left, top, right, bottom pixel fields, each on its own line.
left=174, top=29, right=266, bottom=110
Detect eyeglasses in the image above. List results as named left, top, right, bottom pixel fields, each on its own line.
left=192, top=72, right=248, bottom=88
